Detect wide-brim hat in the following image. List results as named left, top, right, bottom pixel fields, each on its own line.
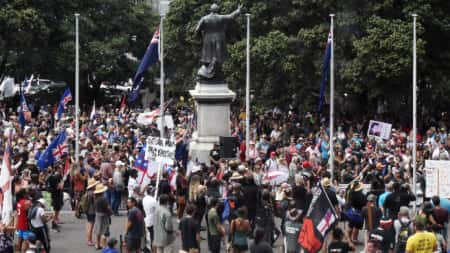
left=94, top=183, right=108, bottom=194
left=353, top=181, right=364, bottom=191
left=86, top=178, right=98, bottom=190
left=321, top=177, right=331, bottom=187
left=230, top=172, right=243, bottom=180
left=26, top=159, right=36, bottom=166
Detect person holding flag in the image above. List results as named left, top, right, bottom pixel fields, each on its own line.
left=128, top=28, right=160, bottom=103
left=18, top=91, right=30, bottom=130
left=298, top=178, right=339, bottom=253
left=55, top=88, right=73, bottom=121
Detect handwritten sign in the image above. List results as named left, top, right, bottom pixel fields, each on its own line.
left=145, top=136, right=175, bottom=164
left=425, top=160, right=450, bottom=198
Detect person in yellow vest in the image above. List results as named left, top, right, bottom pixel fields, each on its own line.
left=405, top=220, right=437, bottom=253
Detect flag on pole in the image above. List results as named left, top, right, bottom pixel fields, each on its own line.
left=25, top=74, right=34, bottom=94
left=0, top=142, right=13, bottom=225
left=19, top=92, right=30, bottom=129
left=298, top=183, right=338, bottom=253
left=90, top=101, right=96, bottom=120
left=37, top=130, right=68, bottom=171
left=55, top=88, right=73, bottom=120
left=128, top=28, right=160, bottom=103
left=317, top=30, right=332, bottom=113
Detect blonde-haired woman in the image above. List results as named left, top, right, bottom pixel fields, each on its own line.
left=193, top=185, right=207, bottom=226
left=188, top=174, right=202, bottom=203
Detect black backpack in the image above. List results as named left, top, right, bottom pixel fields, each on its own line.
left=396, top=220, right=411, bottom=252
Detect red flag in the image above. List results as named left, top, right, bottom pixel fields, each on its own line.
left=120, top=95, right=126, bottom=113
left=63, top=157, right=70, bottom=179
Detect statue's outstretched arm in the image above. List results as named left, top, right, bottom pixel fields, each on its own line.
left=223, top=4, right=243, bottom=20
left=195, top=17, right=204, bottom=36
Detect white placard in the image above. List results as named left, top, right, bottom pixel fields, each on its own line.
left=367, top=120, right=392, bottom=140
left=144, top=136, right=175, bottom=164
left=425, top=160, right=450, bottom=198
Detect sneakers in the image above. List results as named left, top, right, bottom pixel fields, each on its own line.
left=52, top=223, right=61, bottom=232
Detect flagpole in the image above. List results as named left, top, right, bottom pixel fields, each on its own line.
left=329, top=14, right=335, bottom=181
left=245, top=13, right=250, bottom=160
left=159, top=16, right=165, bottom=140
left=75, top=13, right=80, bottom=167
left=412, top=14, right=417, bottom=209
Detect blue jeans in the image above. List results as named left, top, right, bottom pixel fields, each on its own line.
left=105, top=189, right=114, bottom=207
left=111, top=189, right=122, bottom=213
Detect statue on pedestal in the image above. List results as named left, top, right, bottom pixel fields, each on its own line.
left=195, top=3, right=243, bottom=82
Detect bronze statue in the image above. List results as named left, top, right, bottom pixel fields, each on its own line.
left=195, top=3, right=243, bottom=81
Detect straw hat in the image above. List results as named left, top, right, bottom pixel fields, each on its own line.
left=321, top=177, right=331, bottom=187
left=230, top=172, right=243, bottom=181
left=94, top=183, right=108, bottom=194
left=87, top=178, right=99, bottom=190
left=353, top=181, right=364, bottom=191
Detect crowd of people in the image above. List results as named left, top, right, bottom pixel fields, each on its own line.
left=0, top=99, right=449, bottom=253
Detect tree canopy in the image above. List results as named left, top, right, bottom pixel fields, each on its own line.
left=164, top=0, right=449, bottom=116
left=0, top=0, right=157, bottom=103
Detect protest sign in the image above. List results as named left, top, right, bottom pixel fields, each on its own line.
left=425, top=160, right=450, bottom=198
left=145, top=136, right=175, bottom=164
left=367, top=120, right=392, bottom=140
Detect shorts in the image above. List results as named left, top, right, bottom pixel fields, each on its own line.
left=147, top=226, right=154, bottom=244
left=16, top=230, right=32, bottom=240
left=87, top=214, right=95, bottom=223
left=127, top=237, right=141, bottom=251
left=51, top=194, right=63, bottom=212
left=348, top=219, right=363, bottom=230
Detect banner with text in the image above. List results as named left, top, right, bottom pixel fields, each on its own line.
left=425, top=160, right=450, bottom=198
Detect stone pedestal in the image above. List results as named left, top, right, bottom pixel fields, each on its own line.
left=189, top=82, right=235, bottom=164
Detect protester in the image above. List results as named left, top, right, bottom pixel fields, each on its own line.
left=230, top=207, right=251, bottom=253
left=93, top=183, right=111, bottom=250
left=153, top=194, right=175, bottom=253
left=328, top=227, right=355, bottom=253
left=179, top=204, right=200, bottom=253
left=125, top=197, right=144, bottom=253
left=84, top=178, right=98, bottom=246
left=142, top=186, right=158, bottom=252
left=29, top=198, right=51, bottom=252
left=405, top=221, right=437, bottom=253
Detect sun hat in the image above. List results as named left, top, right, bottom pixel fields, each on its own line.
left=353, top=181, right=364, bottom=191
left=230, top=172, right=243, bottom=181
left=367, top=194, right=377, bottom=202
left=321, top=177, right=331, bottom=187
left=37, top=198, right=47, bottom=207
left=87, top=178, right=99, bottom=190
left=115, top=160, right=125, bottom=167
left=94, top=183, right=108, bottom=194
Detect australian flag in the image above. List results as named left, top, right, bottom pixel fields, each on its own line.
left=128, top=28, right=160, bottom=103
left=18, top=91, right=30, bottom=129
left=37, top=130, right=68, bottom=171
left=317, top=30, right=332, bottom=113
left=298, top=183, right=337, bottom=253
left=56, top=88, right=72, bottom=120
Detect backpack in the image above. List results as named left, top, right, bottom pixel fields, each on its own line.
left=396, top=220, right=411, bottom=251
left=80, top=192, right=89, bottom=213
left=27, top=206, right=39, bottom=227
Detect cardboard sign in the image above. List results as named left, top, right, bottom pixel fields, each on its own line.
left=425, top=160, right=450, bottom=198
left=367, top=120, right=392, bottom=140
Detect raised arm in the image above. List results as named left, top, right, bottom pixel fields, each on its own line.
left=222, top=4, right=243, bottom=20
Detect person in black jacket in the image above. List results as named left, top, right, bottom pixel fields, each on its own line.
left=243, top=175, right=259, bottom=232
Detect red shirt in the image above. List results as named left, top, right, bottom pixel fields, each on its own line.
left=16, top=199, right=28, bottom=230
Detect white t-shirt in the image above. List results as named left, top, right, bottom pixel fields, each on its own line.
left=142, top=195, right=158, bottom=227
left=30, top=206, right=45, bottom=228
left=265, top=158, right=278, bottom=172
left=128, top=177, right=138, bottom=198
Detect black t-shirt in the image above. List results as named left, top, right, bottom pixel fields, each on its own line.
left=250, top=241, right=273, bottom=253
left=95, top=196, right=110, bottom=214
left=127, top=207, right=144, bottom=239
left=328, top=241, right=352, bottom=253
left=209, top=149, right=220, bottom=162
left=362, top=205, right=383, bottom=230
left=179, top=216, right=200, bottom=250
left=325, top=188, right=339, bottom=207
left=47, top=173, right=62, bottom=195
left=349, top=190, right=367, bottom=210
